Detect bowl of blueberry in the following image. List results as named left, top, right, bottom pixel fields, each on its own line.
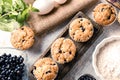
left=0, top=47, right=28, bottom=80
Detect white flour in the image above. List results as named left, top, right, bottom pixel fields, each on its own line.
left=97, top=40, right=120, bottom=80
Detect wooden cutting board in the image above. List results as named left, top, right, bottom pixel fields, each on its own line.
left=30, top=11, right=103, bottom=80
left=24, top=0, right=98, bottom=35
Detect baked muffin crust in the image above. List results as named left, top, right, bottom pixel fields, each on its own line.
left=69, top=18, right=94, bottom=42
left=93, top=3, right=116, bottom=25
left=33, top=58, right=59, bottom=80
left=11, top=26, right=35, bottom=50
left=51, top=38, right=76, bottom=64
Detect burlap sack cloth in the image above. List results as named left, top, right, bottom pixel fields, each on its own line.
left=24, top=0, right=98, bottom=34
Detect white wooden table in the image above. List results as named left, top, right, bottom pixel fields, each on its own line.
left=1, top=0, right=120, bottom=80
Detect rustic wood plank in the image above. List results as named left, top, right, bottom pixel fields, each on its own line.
left=30, top=11, right=103, bottom=80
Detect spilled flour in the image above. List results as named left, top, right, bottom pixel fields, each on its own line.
left=97, top=40, right=120, bottom=80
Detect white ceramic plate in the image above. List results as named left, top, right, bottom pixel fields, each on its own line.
left=92, top=36, right=120, bottom=80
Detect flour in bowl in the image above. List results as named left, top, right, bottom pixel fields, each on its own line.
left=97, top=40, right=120, bottom=80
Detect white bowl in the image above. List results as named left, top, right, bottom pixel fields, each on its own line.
left=92, top=36, right=120, bottom=80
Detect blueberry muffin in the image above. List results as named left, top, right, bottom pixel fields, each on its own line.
left=93, top=3, right=116, bottom=26
left=69, top=18, right=94, bottom=42
left=33, top=58, right=59, bottom=80
left=51, top=38, right=76, bottom=64
left=11, top=26, right=35, bottom=50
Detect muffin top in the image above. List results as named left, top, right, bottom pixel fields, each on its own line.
left=69, top=18, right=94, bottom=42
left=51, top=38, right=76, bottom=64
left=11, top=26, right=35, bottom=50
left=93, top=3, right=116, bottom=26
left=33, top=58, right=59, bottom=80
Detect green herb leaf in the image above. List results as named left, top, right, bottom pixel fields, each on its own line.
left=0, top=0, right=37, bottom=32
left=12, top=0, right=25, bottom=11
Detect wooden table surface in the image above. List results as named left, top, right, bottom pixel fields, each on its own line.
left=0, top=0, right=119, bottom=80
left=26, top=0, right=120, bottom=80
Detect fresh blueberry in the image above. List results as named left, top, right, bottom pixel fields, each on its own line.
left=1, top=77, right=5, bottom=80
left=1, top=71, right=6, bottom=75
left=7, top=54, right=11, bottom=57
left=78, top=74, right=96, bottom=80
left=0, top=75, right=2, bottom=78
left=16, top=70, right=21, bottom=75
left=0, top=54, right=25, bottom=80
left=7, top=77, right=11, bottom=80
left=4, top=59, right=8, bottom=63
left=12, top=57, right=16, bottom=62
left=2, top=53, right=7, bottom=57
left=0, top=57, right=4, bottom=63
left=18, top=56, right=24, bottom=63
left=8, top=58, right=12, bottom=63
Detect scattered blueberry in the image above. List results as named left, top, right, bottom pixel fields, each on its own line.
left=0, top=53, right=25, bottom=80
left=78, top=74, right=96, bottom=80
left=7, top=54, right=11, bottom=57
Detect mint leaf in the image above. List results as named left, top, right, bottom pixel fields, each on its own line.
left=0, top=0, right=37, bottom=32
left=12, top=0, right=26, bottom=11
